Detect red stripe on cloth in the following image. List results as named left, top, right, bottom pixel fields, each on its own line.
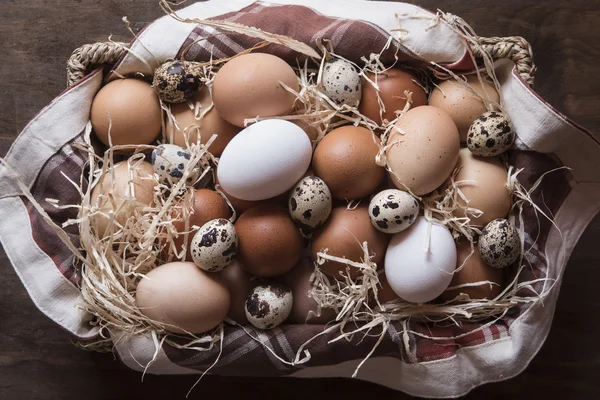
left=178, top=2, right=418, bottom=67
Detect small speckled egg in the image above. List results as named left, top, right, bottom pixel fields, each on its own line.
left=152, top=144, right=200, bottom=186
left=190, top=218, right=238, bottom=272
left=478, top=218, right=521, bottom=268
left=467, top=111, right=515, bottom=157
left=368, top=189, right=419, bottom=234
left=288, top=176, right=332, bottom=229
left=245, top=283, right=293, bottom=330
left=321, top=59, right=362, bottom=107
left=153, top=60, right=203, bottom=104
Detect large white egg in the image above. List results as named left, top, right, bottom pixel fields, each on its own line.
left=384, top=217, right=457, bottom=303
left=217, top=119, right=312, bottom=201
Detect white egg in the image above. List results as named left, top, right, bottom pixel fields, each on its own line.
left=190, top=218, right=238, bottom=272
left=321, top=59, right=362, bottom=107
left=384, top=217, right=457, bottom=303
left=151, top=144, right=199, bottom=186
left=245, top=283, right=293, bottom=330
left=217, top=119, right=312, bottom=201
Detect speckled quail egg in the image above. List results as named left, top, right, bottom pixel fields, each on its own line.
left=467, top=111, right=515, bottom=157
left=153, top=60, right=204, bottom=104
left=478, top=218, right=521, bottom=268
left=368, top=189, right=420, bottom=234
left=152, top=144, right=200, bottom=186
left=321, top=59, right=362, bottom=107
left=245, top=283, right=293, bottom=330
left=288, top=176, right=332, bottom=229
left=190, top=218, right=238, bottom=272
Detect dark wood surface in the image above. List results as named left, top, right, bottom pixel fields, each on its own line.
left=1, top=1, right=599, bottom=399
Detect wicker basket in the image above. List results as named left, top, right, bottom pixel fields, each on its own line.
left=2, top=1, right=599, bottom=398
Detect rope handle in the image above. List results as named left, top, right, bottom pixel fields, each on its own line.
left=66, top=36, right=536, bottom=87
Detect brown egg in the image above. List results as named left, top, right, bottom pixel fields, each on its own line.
left=235, top=204, right=304, bottom=277
left=90, top=161, right=156, bottom=238
left=375, top=272, right=400, bottom=304
left=429, top=75, right=500, bottom=142
left=217, top=260, right=256, bottom=324
left=312, top=125, right=384, bottom=200
left=311, top=205, right=389, bottom=278
left=171, top=189, right=232, bottom=261
left=452, top=149, right=511, bottom=227
left=282, top=257, right=336, bottom=324
left=135, top=262, right=230, bottom=334
left=212, top=53, right=299, bottom=127
left=166, top=86, right=240, bottom=156
left=91, top=79, right=162, bottom=146
left=439, top=241, right=505, bottom=301
left=359, top=69, right=427, bottom=125
left=386, top=105, right=460, bottom=195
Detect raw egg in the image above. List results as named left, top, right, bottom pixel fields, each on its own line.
left=359, top=69, right=427, bottom=125
left=212, top=53, right=299, bottom=127
left=90, top=161, right=156, bottom=238
left=282, top=257, right=337, bottom=324
left=166, top=86, right=240, bottom=156
left=135, top=261, right=230, bottom=334
left=452, top=148, right=511, bottom=227
left=478, top=218, right=521, bottom=269
left=429, top=75, right=500, bottom=142
left=384, top=217, right=456, bottom=303
left=312, top=125, right=384, bottom=200
left=386, top=105, right=460, bottom=195
left=217, top=119, right=312, bottom=201
left=311, top=204, right=389, bottom=278
left=91, top=79, right=162, bottom=146
left=440, top=240, right=505, bottom=301
left=217, top=260, right=255, bottom=324
left=171, top=188, right=231, bottom=261
left=235, top=204, right=304, bottom=277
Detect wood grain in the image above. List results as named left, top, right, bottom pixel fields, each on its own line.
left=0, top=1, right=599, bottom=399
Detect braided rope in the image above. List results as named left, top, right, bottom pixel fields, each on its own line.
left=65, top=36, right=537, bottom=87
left=66, top=42, right=128, bottom=86
left=474, top=36, right=537, bottom=86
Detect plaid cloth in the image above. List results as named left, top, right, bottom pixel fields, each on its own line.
left=3, top=1, right=600, bottom=396
left=20, top=0, right=567, bottom=371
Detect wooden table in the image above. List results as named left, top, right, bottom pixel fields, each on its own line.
left=1, top=1, right=598, bottom=399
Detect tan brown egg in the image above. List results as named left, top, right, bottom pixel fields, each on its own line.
left=439, top=241, right=505, bottom=301
left=217, top=260, right=256, bottom=324
left=312, top=125, right=384, bottom=200
left=235, top=204, right=304, bottom=277
left=91, top=79, right=162, bottom=146
left=386, top=105, right=460, bottom=195
left=166, top=86, right=240, bottom=156
left=171, top=189, right=232, bottom=261
left=90, top=161, right=156, bottom=238
left=282, top=258, right=336, bottom=324
left=311, top=204, right=389, bottom=279
left=359, top=69, right=427, bottom=126
left=135, top=262, right=230, bottom=334
left=452, top=148, right=511, bottom=227
left=429, top=75, right=500, bottom=142
left=212, top=53, right=299, bottom=127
